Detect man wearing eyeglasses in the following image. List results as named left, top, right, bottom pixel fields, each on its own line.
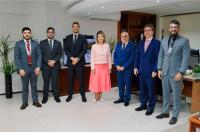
left=156, top=20, right=190, bottom=125
left=113, top=32, right=137, bottom=106
left=134, top=24, right=160, bottom=116
left=40, top=27, right=62, bottom=104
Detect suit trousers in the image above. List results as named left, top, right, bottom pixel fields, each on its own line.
left=161, top=74, right=183, bottom=118
left=68, top=66, right=85, bottom=96
left=116, top=68, right=133, bottom=102
left=139, top=74, right=156, bottom=111
left=42, top=66, right=59, bottom=98
left=21, top=65, right=38, bottom=103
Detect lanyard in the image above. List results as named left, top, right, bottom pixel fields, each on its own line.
left=168, top=35, right=177, bottom=48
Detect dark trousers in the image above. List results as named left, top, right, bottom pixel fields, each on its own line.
left=68, top=66, right=85, bottom=96
left=21, top=65, right=38, bottom=103
left=42, top=66, right=59, bottom=98
left=116, top=68, right=133, bottom=102
left=139, top=74, right=156, bottom=111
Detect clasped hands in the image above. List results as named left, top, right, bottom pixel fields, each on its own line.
left=116, top=66, right=125, bottom=71
left=70, top=57, right=80, bottom=65
left=48, top=60, right=56, bottom=67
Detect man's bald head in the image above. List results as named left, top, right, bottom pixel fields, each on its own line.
left=121, top=32, right=129, bottom=44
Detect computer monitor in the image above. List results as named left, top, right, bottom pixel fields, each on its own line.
left=189, top=48, right=199, bottom=67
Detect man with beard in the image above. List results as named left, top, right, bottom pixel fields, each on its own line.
left=156, top=20, right=190, bottom=125
left=63, top=22, right=88, bottom=102
left=14, top=27, right=42, bottom=110
left=40, top=27, right=62, bottom=104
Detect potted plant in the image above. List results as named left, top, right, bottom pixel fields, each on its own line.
left=192, top=64, right=200, bottom=78
left=107, top=37, right=117, bottom=62
left=107, top=37, right=117, bottom=52
left=0, top=35, right=17, bottom=98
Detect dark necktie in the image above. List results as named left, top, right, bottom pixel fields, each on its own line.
left=74, top=35, right=77, bottom=44
left=49, top=40, right=53, bottom=50
left=26, top=40, right=32, bottom=64
left=122, top=44, right=125, bottom=50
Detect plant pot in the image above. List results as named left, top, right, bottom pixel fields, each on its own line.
left=5, top=74, right=12, bottom=98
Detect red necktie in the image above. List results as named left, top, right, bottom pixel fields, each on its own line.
left=26, top=40, right=32, bottom=64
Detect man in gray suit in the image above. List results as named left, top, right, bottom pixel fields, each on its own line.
left=156, top=20, right=190, bottom=125
left=14, top=27, right=42, bottom=110
left=40, top=27, right=62, bottom=104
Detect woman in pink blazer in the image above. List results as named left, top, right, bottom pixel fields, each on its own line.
left=89, top=31, right=112, bottom=102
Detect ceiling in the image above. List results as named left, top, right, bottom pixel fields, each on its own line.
left=64, top=0, right=200, bottom=20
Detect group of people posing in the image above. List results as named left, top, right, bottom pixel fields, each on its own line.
left=14, top=20, right=190, bottom=125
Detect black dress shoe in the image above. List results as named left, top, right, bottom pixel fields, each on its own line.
left=66, top=96, right=72, bottom=102
left=42, top=97, right=48, bottom=104
left=33, top=101, right=42, bottom=107
left=156, top=113, right=169, bottom=119
left=113, top=99, right=124, bottom=104
left=82, top=96, right=87, bottom=102
left=124, top=101, right=129, bottom=106
left=145, top=110, right=154, bottom=116
left=20, top=103, right=28, bottom=110
left=169, top=117, right=177, bottom=125
left=135, top=106, right=147, bottom=111
left=54, top=97, right=61, bottom=103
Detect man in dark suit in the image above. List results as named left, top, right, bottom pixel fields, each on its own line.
left=40, top=27, right=62, bottom=104
left=14, top=27, right=42, bottom=110
left=113, top=32, right=137, bottom=106
left=134, top=24, right=160, bottom=115
left=63, top=22, right=88, bottom=102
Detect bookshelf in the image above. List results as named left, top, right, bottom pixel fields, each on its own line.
left=117, top=11, right=157, bottom=43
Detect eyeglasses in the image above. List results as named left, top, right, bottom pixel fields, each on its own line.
left=144, top=29, right=153, bottom=32
left=47, top=31, right=55, bottom=33
left=169, top=26, right=179, bottom=29
left=121, top=36, right=128, bottom=38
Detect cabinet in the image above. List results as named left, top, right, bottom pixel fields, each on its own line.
left=117, top=11, right=156, bottom=43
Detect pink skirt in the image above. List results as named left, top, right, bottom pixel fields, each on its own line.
left=89, top=64, right=111, bottom=93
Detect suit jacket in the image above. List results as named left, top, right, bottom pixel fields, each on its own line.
left=113, top=41, right=137, bottom=70
left=157, top=35, right=190, bottom=77
left=40, top=39, right=62, bottom=70
left=14, top=39, right=42, bottom=72
left=134, top=38, right=160, bottom=76
left=63, top=34, right=88, bottom=67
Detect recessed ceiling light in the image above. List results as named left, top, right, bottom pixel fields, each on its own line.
left=156, top=0, right=160, bottom=2
left=87, top=13, right=90, bottom=15
left=101, top=6, right=105, bottom=9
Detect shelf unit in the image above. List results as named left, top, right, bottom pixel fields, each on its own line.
left=117, top=11, right=157, bottom=43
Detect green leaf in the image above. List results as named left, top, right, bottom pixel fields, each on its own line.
left=0, top=34, right=17, bottom=75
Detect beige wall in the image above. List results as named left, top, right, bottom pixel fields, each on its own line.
left=159, top=13, right=200, bottom=49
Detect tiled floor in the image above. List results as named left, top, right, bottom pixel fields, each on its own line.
left=0, top=88, right=195, bottom=132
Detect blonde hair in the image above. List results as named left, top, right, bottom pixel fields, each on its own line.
left=96, top=31, right=106, bottom=44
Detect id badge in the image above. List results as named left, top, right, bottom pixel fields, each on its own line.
left=168, top=47, right=172, bottom=54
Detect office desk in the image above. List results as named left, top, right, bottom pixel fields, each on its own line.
left=182, top=75, right=200, bottom=113
left=58, top=65, right=158, bottom=97
left=58, top=65, right=117, bottom=96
